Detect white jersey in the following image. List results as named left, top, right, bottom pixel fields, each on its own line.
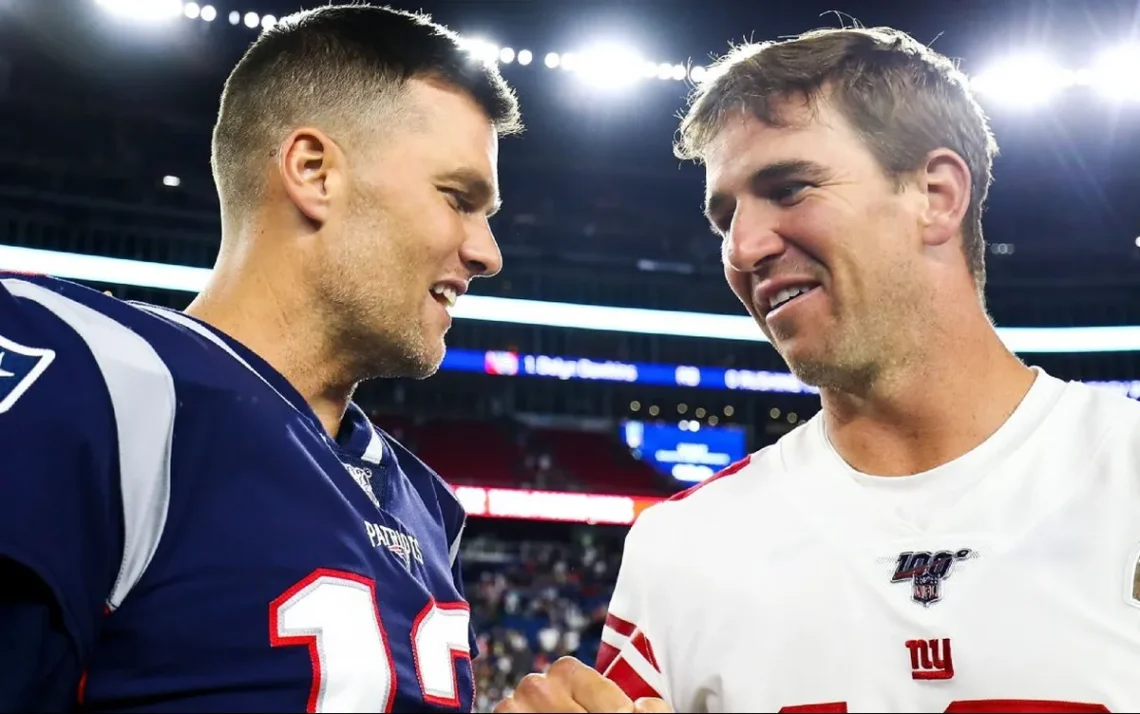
left=598, top=367, right=1140, bottom=713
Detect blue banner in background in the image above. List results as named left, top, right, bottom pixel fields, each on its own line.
left=440, top=348, right=1140, bottom=400
left=441, top=348, right=821, bottom=395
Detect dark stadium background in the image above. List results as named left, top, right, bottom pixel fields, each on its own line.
left=3, top=0, right=1140, bottom=708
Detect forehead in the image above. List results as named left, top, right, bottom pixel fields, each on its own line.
left=400, top=78, right=499, bottom=167
left=702, top=97, right=866, bottom=197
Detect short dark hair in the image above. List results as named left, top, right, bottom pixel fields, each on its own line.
left=677, top=27, right=997, bottom=292
left=211, top=3, right=523, bottom=217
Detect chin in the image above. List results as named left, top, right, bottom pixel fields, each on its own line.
left=368, top=335, right=445, bottom=381
left=408, top=340, right=447, bottom=380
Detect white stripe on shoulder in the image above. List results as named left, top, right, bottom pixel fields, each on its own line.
left=448, top=515, right=465, bottom=567
left=2, top=279, right=176, bottom=611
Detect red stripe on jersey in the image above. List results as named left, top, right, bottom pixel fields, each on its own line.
left=605, top=613, right=636, bottom=637
left=668, top=454, right=753, bottom=502
left=596, top=641, right=620, bottom=674
left=604, top=656, right=661, bottom=701
left=631, top=630, right=659, bottom=671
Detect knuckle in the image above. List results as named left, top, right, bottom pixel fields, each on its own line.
left=548, top=655, right=582, bottom=679
left=515, top=672, right=548, bottom=698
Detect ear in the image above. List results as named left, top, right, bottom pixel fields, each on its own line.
left=278, top=127, right=342, bottom=226
left=919, top=148, right=972, bottom=249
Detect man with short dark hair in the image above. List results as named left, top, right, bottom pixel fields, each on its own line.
left=0, top=4, right=520, bottom=710
left=497, top=26, right=1140, bottom=714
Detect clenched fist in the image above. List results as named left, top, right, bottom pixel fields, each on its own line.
left=494, top=656, right=671, bottom=713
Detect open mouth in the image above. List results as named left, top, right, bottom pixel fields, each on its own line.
left=766, top=283, right=821, bottom=315
left=430, top=283, right=458, bottom=309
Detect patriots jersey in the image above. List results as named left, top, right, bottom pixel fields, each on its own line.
left=0, top=272, right=476, bottom=712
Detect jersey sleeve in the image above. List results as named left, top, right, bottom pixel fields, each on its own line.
left=0, top=276, right=178, bottom=669
left=596, top=507, right=670, bottom=704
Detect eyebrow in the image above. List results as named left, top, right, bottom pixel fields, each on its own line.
left=438, top=167, right=502, bottom=217
left=704, top=159, right=830, bottom=224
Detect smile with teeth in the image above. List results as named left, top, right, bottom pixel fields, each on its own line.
left=768, top=284, right=818, bottom=311
left=430, top=284, right=458, bottom=309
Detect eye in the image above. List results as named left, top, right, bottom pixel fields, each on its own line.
left=770, top=181, right=812, bottom=206
left=441, top=188, right=476, bottom=214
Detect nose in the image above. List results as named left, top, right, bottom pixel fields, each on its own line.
left=460, top=220, right=504, bottom=278
left=723, top=198, right=786, bottom=275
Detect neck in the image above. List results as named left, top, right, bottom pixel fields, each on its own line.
left=184, top=237, right=356, bottom=438
left=821, top=306, right=1036, bottom=477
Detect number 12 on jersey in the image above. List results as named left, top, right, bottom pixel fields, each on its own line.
left=270, top=569, right=473, bottom=713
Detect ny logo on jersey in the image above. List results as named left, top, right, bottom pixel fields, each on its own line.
left=905, top=637, right=954, bottom=680
left=890, top=548, right=973, bottom=607
left=0, top=335, right=55, bottom=414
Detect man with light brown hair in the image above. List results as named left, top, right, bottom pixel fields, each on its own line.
left=496, top=25, right=1140, bottom=713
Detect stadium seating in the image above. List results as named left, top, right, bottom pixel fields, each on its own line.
left=371, top=413, right=675, bottom=495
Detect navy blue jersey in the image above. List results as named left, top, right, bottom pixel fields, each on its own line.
left=0, top=272, right=476, bottom=712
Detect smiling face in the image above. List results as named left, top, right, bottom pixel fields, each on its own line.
left=316, top=79, right=504, bottom=380
left=703, top=96, right=929, bottom=392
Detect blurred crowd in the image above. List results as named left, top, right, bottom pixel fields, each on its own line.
left=460, top=528, right=625, bottom=712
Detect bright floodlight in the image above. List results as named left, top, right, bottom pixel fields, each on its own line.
left=243, top=12, right=259, bottom=29
left=162, top=175, right=181, bottom=187
left=200, top=5, right=216, bottom=22
left=228, top=10, right=240, bottom=25
left=261, top=14, right=277, bottom=30
left=183, top=2, right=200, bottom=19
left=690, top=65, right=708, bottom=83
left=544, top=52, right=561, bottom=69
left=517, top=49, right=533, bottom=66
left=94, top=0, right=182, bottom=22
left=499, top=47, right=515, bottom=64
left=458, top=37, right=500, bottom=65
left=1090, top=44, right=1140, bottom=102
left=970, top=53, right=1075, bottom=108
left=571, top=44, right=649, bottom=90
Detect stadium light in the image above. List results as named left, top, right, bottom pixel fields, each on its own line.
left=94, top=0, right=182, bottom=22
left=1091, top=44, right=1140, bottom=102
left=160, top=7, right=1140, bottom=102
left=567, top=43, right=650, bottom=90
left=5, top=245, right=1140, bottom=354
left=970, top=53, right=1075, bottom=108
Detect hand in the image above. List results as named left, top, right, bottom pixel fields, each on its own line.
left=493, top=656, right=672, bottom=713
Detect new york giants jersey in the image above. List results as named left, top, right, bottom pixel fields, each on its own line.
left=599, top=368, right=1140, bottom=713
left=0, top=272, right=476, bottom=712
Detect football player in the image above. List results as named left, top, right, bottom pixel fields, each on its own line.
left=0, top=4, right=520, bottom=711
left=498, top=26, right=1140, bottom=714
